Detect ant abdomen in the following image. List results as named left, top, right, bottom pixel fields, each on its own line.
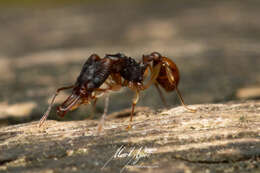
left=156, top=57, right=180, bottom=92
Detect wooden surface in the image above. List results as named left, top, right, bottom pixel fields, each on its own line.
left=0, top=101, right=259, bottom=173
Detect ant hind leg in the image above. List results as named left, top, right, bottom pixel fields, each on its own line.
left=175, top=87, right=196, bottom=113
left=143, top=63, right=162, bottom=90
left=154, top=83, right=168, bottom=108
left=165, top=66, right=196, bottom=113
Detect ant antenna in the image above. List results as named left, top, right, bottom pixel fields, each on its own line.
left=38, top=93, right=58, bottom=127
left=38, top=85, right=74, bottom=127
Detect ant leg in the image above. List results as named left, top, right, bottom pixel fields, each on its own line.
left=175, top=87, right=196, bottom=112
left=89, top=98, right=97, bottom=119
left=154, top=83, right=168, bottom=107
left=126, top=89, right=140, bottom=130
left=97, top=94, right=110, bottom=133
left=143, top=64, right=151, bottom=79
left=165, top=66, right=196, bottom=112
left=143, top=63, right=162, bottom=90
left=38, top=85, right=74, bottom=127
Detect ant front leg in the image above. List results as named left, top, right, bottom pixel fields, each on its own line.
left=97, top=94, right=110, bottom=134
left=38, top=85, right=74, bottom=127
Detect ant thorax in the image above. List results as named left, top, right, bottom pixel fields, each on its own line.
left=120, top=57, right=147, bottom=83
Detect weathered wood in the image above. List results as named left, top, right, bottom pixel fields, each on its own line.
left=0, top=101, right=259, bottom=173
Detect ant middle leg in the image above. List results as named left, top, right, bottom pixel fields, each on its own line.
left=126, top=89, right=140, bottom=130
left=87, top=98, right=97, bottom=119
left=95, top=81, right=121, bottom=133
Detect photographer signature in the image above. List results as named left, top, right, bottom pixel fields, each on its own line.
left=102, top=145, right=158, bottom=172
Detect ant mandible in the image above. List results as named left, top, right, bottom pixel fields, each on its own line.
left=38, top=52, right=196, bottom=131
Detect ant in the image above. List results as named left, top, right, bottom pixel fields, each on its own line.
left=38, top=52, right=196, bottom=131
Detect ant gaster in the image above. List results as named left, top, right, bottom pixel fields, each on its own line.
left=39, top=52, right=196, bottom=131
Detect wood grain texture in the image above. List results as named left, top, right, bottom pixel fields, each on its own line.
left=0, top=101, right=259, bottom=173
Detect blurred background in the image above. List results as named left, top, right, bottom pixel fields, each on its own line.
left=0, top=0, right=260, bottom=127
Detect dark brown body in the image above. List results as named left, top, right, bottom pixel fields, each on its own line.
left=57, top=53, right=148, bottom=117
left=39, top=52, right=196, bottom=129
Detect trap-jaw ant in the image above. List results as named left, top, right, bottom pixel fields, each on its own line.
left=39, top=52, right=196, bottom=131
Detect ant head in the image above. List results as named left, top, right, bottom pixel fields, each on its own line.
left=56, top=93, right=81, bottom=117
